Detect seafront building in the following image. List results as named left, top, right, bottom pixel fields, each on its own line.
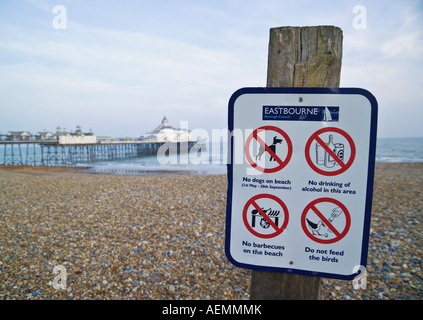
left=56, top=126, right=97, bottom=145
left=3, top=126, right=96, bottom=144
left=5, top=131, right=32, bottom=141
left=142, top=116, right=196, bottom=143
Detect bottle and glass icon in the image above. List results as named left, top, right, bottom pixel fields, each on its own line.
left=315, top=135, right=344, bottom=168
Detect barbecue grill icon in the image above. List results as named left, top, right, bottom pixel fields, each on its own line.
left=251, top=208, right=280, bottom=229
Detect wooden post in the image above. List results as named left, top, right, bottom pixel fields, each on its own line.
left=266, top=26, right=343, bottom=88
left=250, top=25, right=343, bottom=300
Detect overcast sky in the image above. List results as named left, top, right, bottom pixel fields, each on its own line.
left=0, top=0, right=422, bottom=138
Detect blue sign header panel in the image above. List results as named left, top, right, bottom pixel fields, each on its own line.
left=225, top=87, right=378, bottom=280
left=262, top=106, right=339, bottom=122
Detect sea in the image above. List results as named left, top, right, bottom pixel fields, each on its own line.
left=86, top=137, right=423, bottom=175
left=1, top=137, right=422, bottom=175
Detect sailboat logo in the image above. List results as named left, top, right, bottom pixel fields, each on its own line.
left=322, top=107, right=339, bottom=122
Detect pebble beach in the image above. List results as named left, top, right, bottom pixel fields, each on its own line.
left=0, top=162, right=421, bottom=300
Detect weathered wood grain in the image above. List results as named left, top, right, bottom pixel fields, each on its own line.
left=266, top=26, right=343, bottom=87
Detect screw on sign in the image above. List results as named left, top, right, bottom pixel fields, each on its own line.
left=245, top=126, right=293, bottom=173
left=305, top=127, right=356, bottom=176
left=301, top=198, right=351, bottom=244
left=243, top=194, right=289, bottom=239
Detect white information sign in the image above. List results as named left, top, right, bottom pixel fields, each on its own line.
left=225, top=87, right=378, bottom=280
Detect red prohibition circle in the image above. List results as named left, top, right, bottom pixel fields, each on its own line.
left=243, top=194, right=289, bottom=239
left=245, top=126, right=293, bottom=173
left=305, top=127, right=356, bottom=176
left=301, top=197, right=351, bottom=244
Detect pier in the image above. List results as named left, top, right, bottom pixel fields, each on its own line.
left=0, top=138, right=197, bottom=166
left=1, top=118, right=201, bottom=167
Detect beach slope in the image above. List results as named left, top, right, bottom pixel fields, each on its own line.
left=0, top=163, right=421, bottom=300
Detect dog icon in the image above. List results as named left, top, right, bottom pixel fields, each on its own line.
left=256, top=136, right=283, bottom=161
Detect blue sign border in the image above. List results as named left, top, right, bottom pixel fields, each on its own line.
left=225, top=87, right=378, bottom=281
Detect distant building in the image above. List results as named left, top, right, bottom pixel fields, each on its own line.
left=58, top=125, right=97, bottom=145
left=142, top=116, right=196, bottom=143
left=56, top=127, right=66, bottom=136
left=97, top=136, right=116, bottom=143
left=35, top=130, right=55, bottom=140
left=4, top=126, right=98, bottom=144
left=120, top=136, right=135, bottom=141
left=6, top=131, right=32, bottom=141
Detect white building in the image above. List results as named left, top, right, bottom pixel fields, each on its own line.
left=57, top=125, right=97, bottom=145
left=6, top=131, right=32, bottom=141
left=142, top=116, right=196, bottom=143
left=35, top=130, right=55, bottom=140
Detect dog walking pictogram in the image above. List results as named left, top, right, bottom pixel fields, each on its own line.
left=243, top=194, right=289, bottom=239
left=301, top=198, right=351, bottom=244
left=245, top=126, right=293, bottom=173
left=256, top=136, right=283, bottom=161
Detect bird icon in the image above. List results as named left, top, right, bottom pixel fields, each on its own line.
left=305, top=207, right=343, bottom=238
left=306, top=218, right=331, bottom=237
